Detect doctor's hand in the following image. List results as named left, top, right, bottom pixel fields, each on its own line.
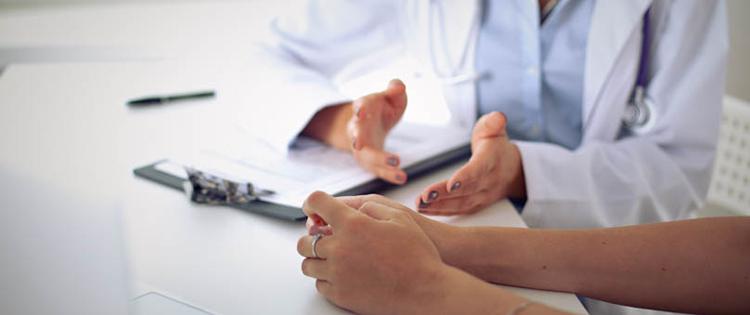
left=302, top=79, right=408, bottom=185
left=416, top=112, right=526, bottom=215
left=297, top=191, right=448, bottom=315
left=349, top=79, right=409, bottom=185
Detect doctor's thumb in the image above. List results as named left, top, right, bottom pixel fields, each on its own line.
left=384, top=79, right=407, bottom=107
left=473, top=112, right=507, bottom=139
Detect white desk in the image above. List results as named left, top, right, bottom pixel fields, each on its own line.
left=0, top=62, right=586, bottom=314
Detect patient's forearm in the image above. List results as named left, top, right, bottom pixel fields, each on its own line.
left=445, top=217, right=750, bottom=314
left=301, top=103, right=352, bottom=151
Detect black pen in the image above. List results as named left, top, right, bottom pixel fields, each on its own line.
left=127, top=90, right=216, bottom=106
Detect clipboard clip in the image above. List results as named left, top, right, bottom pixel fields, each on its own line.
left=182, top=167, right=274, bottom=206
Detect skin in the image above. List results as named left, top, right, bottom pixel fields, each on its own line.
left=302, top=79, right=408, bottom=185
left=297, top=191, right=567, bottom=315
left=415, top=112, right=525, bottom=215
left=302, top=79, right=525, bottom=215
left=305, top=194, right=750, bottom=315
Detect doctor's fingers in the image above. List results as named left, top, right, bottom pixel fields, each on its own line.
left=417, top=155, right=495, bottom=206
left=347, top=114, right=387, bottom=152
left=417, top=190, right=495, bottom=215
left=444, top=157, right=494, bottom=195
left=297, top=234, right=335, bottom=259
left=353, top=92, right=394, bottom=122
left=417, top=178, right=487, bottom=208
left=354, top=147, right=407, bottom=185
left=301, top=258, right=332, bottom=281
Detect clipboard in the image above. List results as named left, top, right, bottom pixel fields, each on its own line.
left=133, top=144, right=470, bottom=221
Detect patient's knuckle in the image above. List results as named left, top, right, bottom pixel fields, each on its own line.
left=306, top=190, right=327, bottom=204
left=301, top=259, right=310, bottom=275
left=360, top=200, right=377, bottom=211
left=368, top=193, right=385, bottom=202
left=296, top=237, right=307, bottom=255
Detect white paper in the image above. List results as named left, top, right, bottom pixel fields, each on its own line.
left=157, top=123, right=469, bottom=208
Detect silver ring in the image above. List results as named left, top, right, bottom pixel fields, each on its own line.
left=311, top=234, right=323, bottom=259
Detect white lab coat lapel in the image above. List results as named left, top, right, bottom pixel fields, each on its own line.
left=441, top=0, right=481, bottom=128
left=583, top=0, right=652, bottom=137
left=407, top=0, right=480, bottom=129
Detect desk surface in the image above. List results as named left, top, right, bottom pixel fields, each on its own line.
left=0, top=62, right=586, bottom=314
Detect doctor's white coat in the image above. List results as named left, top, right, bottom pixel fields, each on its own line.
left=244, top=0, right=728, bottom=231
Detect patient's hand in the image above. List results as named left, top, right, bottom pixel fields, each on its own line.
left=416, top=112, right=526, bottom=215
left=302, top=79, right=408, bottom=185
left=306, top=194, right=463, bottom=265
left=297, top=191, right=447, bottom=314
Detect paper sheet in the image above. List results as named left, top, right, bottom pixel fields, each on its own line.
left=157, top=123, right=469, bottom=208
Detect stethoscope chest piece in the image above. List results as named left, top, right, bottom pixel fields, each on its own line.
left=623, top=86, right=657, bottom=135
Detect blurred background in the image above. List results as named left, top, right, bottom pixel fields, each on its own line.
left=0, top=0, right=748, bottom=217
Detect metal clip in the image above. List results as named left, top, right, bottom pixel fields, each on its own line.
left=182, top=167, right=273, bottom=206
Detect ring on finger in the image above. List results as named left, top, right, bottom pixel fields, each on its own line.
left=311, top=233, right=324, bottom=259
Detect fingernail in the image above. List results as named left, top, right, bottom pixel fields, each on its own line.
left=418, top=200, right=430, bottom=209
left=395, top=174, right=404, bottom=182
left=450, top=181, right=462, bottom=192
left=428, top=191, right=438, bottom=202
left=387, top=157, right=399, bottom=167
left=310, top=225, right=321, bottom=235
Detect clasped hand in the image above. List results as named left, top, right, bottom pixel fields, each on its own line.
left=297, top=192, right=448, bottom=315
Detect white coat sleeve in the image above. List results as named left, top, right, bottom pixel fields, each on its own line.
left=242, top=0, right=402, bottom=153
left=518, top=0, right=729, bottom=228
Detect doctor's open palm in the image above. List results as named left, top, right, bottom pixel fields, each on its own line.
left=302, top=79, right=408, bottom=185
left=417, top=112, right=526, bottom=215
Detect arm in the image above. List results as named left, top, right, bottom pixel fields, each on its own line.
left=242, top=0, right=401, bottom=153
left=247, top=0, right=409, bottom=183
left=437, top=217, right=750, bottom=314
left=301, top=102, right=353, bottom=151
left=299, top=192, right=571, bottom=315
left=518, top=0, right=728, bottom=228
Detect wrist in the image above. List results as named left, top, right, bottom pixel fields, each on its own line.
left=426, top=264, right=529, bottom=315
left=410, top=215, right=468, bottom=268
left=506, top=143, right=526, bottom=198
left=301, top=102, right=353, bottom=151
left=445, top=227, right=530, bottom=285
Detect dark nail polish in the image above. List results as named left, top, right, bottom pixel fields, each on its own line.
left=451, top=181, right=462, bottom=192
left=387, top=157, right=398, bottom=166
left=428, top=191, right=438, bottom=201
left=418, top=200, right=430, bottom=209
left=395, top=174, right=404, bottom=182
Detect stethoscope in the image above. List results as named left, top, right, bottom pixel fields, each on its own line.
left=622, top=7, right=655, bottom=134
left=426, top=0, right=485, bottom=86
left=426, top=2, right=655, bottom=133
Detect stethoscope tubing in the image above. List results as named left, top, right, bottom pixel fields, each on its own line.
left=424, top=1, right=654, bottom=131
